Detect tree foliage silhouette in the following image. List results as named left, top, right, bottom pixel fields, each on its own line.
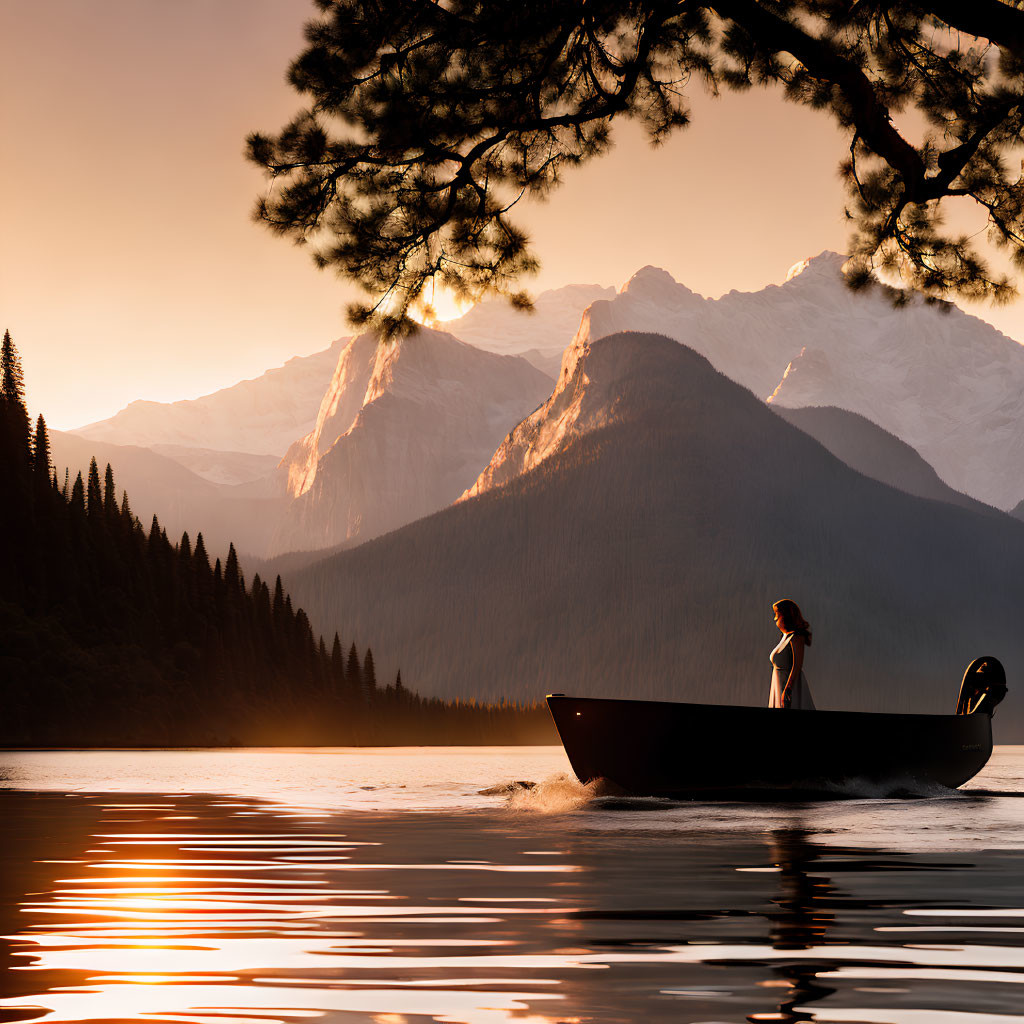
left=249, top=0, right=1024, bottom=333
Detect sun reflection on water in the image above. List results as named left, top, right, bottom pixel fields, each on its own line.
left=1, top=794, right=590, bottom=1024
left=2, top=777, right=1024, bottom=1024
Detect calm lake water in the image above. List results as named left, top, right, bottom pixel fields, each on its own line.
left=2, top=746, right=1024, bottom=1024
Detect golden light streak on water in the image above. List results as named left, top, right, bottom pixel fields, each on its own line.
left=3, top=749, right=1024, bottom=1023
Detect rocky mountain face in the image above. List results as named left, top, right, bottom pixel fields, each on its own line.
left=284, top=332, right=1024, bottom=738
left=270, top=327, right=554, bottom=555
left=508, top=253, right=1024, bottom=510
left=278, top=332, right=382, bottom=500
left=75, top=338, right=348, bottom=476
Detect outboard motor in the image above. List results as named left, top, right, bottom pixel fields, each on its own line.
left=956, top=656, right=1007, bottom=716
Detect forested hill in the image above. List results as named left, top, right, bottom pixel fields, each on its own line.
left=0, top=330, right=551, bottom=746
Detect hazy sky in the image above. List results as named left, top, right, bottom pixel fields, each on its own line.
left=3, top=0, right=1022, bottom=429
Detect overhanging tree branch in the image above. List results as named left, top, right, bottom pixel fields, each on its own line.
left=248, top=0, right=1024, bottom=334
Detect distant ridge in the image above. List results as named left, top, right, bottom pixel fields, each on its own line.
left=49, top=430, right=285, bottom=557
left=75, top=337, right=347, bottom=462
left=772, top=406, right=996, bottom=516
left=284, top=331, right=1024, bottom=738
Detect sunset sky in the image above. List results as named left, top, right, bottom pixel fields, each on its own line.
left=4, top=0, right=1022, bottom=429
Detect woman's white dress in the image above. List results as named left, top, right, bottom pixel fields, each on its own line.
left=768, top=632, right=816, bottom=709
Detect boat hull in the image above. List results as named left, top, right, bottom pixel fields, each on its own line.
left=546, top=696, right=993, bottom=798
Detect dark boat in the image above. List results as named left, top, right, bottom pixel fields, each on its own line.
left=546, top=656, right=1008, bottom=799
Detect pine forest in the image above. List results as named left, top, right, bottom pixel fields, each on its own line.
left=0, top=330, right=553, bottom=746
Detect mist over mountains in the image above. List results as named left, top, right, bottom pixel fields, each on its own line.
left=48, top=430, right=285, bottom=557
left=76, top=339, right=348, bottom=479
left=73, top=281, right=607, bottom=478
left=282, top=332, right=1024, bottom=738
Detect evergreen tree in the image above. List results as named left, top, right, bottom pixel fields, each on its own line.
left=32, top=415, right=51, bottom=493
left=272, top=575, right=285, bottom=622
left=297, top=605, right=313, bottom=640
left=224, top=543, right=241, bottom=592
left=363, top=648, right=377, bottom=699
left=346, top=643, right=362, bottom=691
left=31, top=414, right=50, bottom=471
left=1, top=329, right=25, bottom=404
left=0, top=329, right=30, bottom=461
left=193, top=532, right=212, bottom=576
left=86, top=458, right=103, bottom=516
left=69, top=472, right=85, bottom=514
left=0, top=331, right=32, bottom=550
left=148, top=515, right=163, bottom=559
left=331, top=633, right=344, bottom=681
left=103, top=463, right=119, bottom=518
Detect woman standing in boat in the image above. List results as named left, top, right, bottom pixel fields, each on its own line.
left=768, top=599, right=816, bottom=709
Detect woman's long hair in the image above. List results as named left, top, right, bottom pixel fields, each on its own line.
left=773, top=598, right=813, bottom=646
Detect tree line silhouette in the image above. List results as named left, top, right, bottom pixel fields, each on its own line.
left=0, top=329, right=554, bottom=745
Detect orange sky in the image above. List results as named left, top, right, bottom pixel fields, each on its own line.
left=3, top=0, right=1022, bottom=429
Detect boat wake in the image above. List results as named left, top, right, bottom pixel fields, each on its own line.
left=811, top=774, right=966, bottom=800
left=495, top=773, right=605, bottom=813
left=485, top=772, right=969, bottom=810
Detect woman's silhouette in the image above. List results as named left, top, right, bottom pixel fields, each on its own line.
left=768, top=599, right=816, bottom=709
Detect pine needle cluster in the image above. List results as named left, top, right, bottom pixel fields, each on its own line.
left=249, top=0, right=1024, bottom=326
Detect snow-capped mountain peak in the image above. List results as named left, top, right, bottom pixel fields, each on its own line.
left=468, top=252, right=1024, bottom=510
left=784, top=250, right=848, bottom=283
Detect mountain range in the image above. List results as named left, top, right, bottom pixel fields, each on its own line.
left=65, top=284, right=608, bottom=554
left=572, top=252, right=1024, bottom=510
left=74, top=338, right=348, bottom=480
left=272, top=328, right=553, bottom=554
left=49, top=252, right=1024, bottom=738
left=71, top=256, right=1024, bottom=514
left=72, top=281, right=609, bottom=471
left=63, top=254, right=1024, bottom=588
left=281, top=331, right=1024, bottom=738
